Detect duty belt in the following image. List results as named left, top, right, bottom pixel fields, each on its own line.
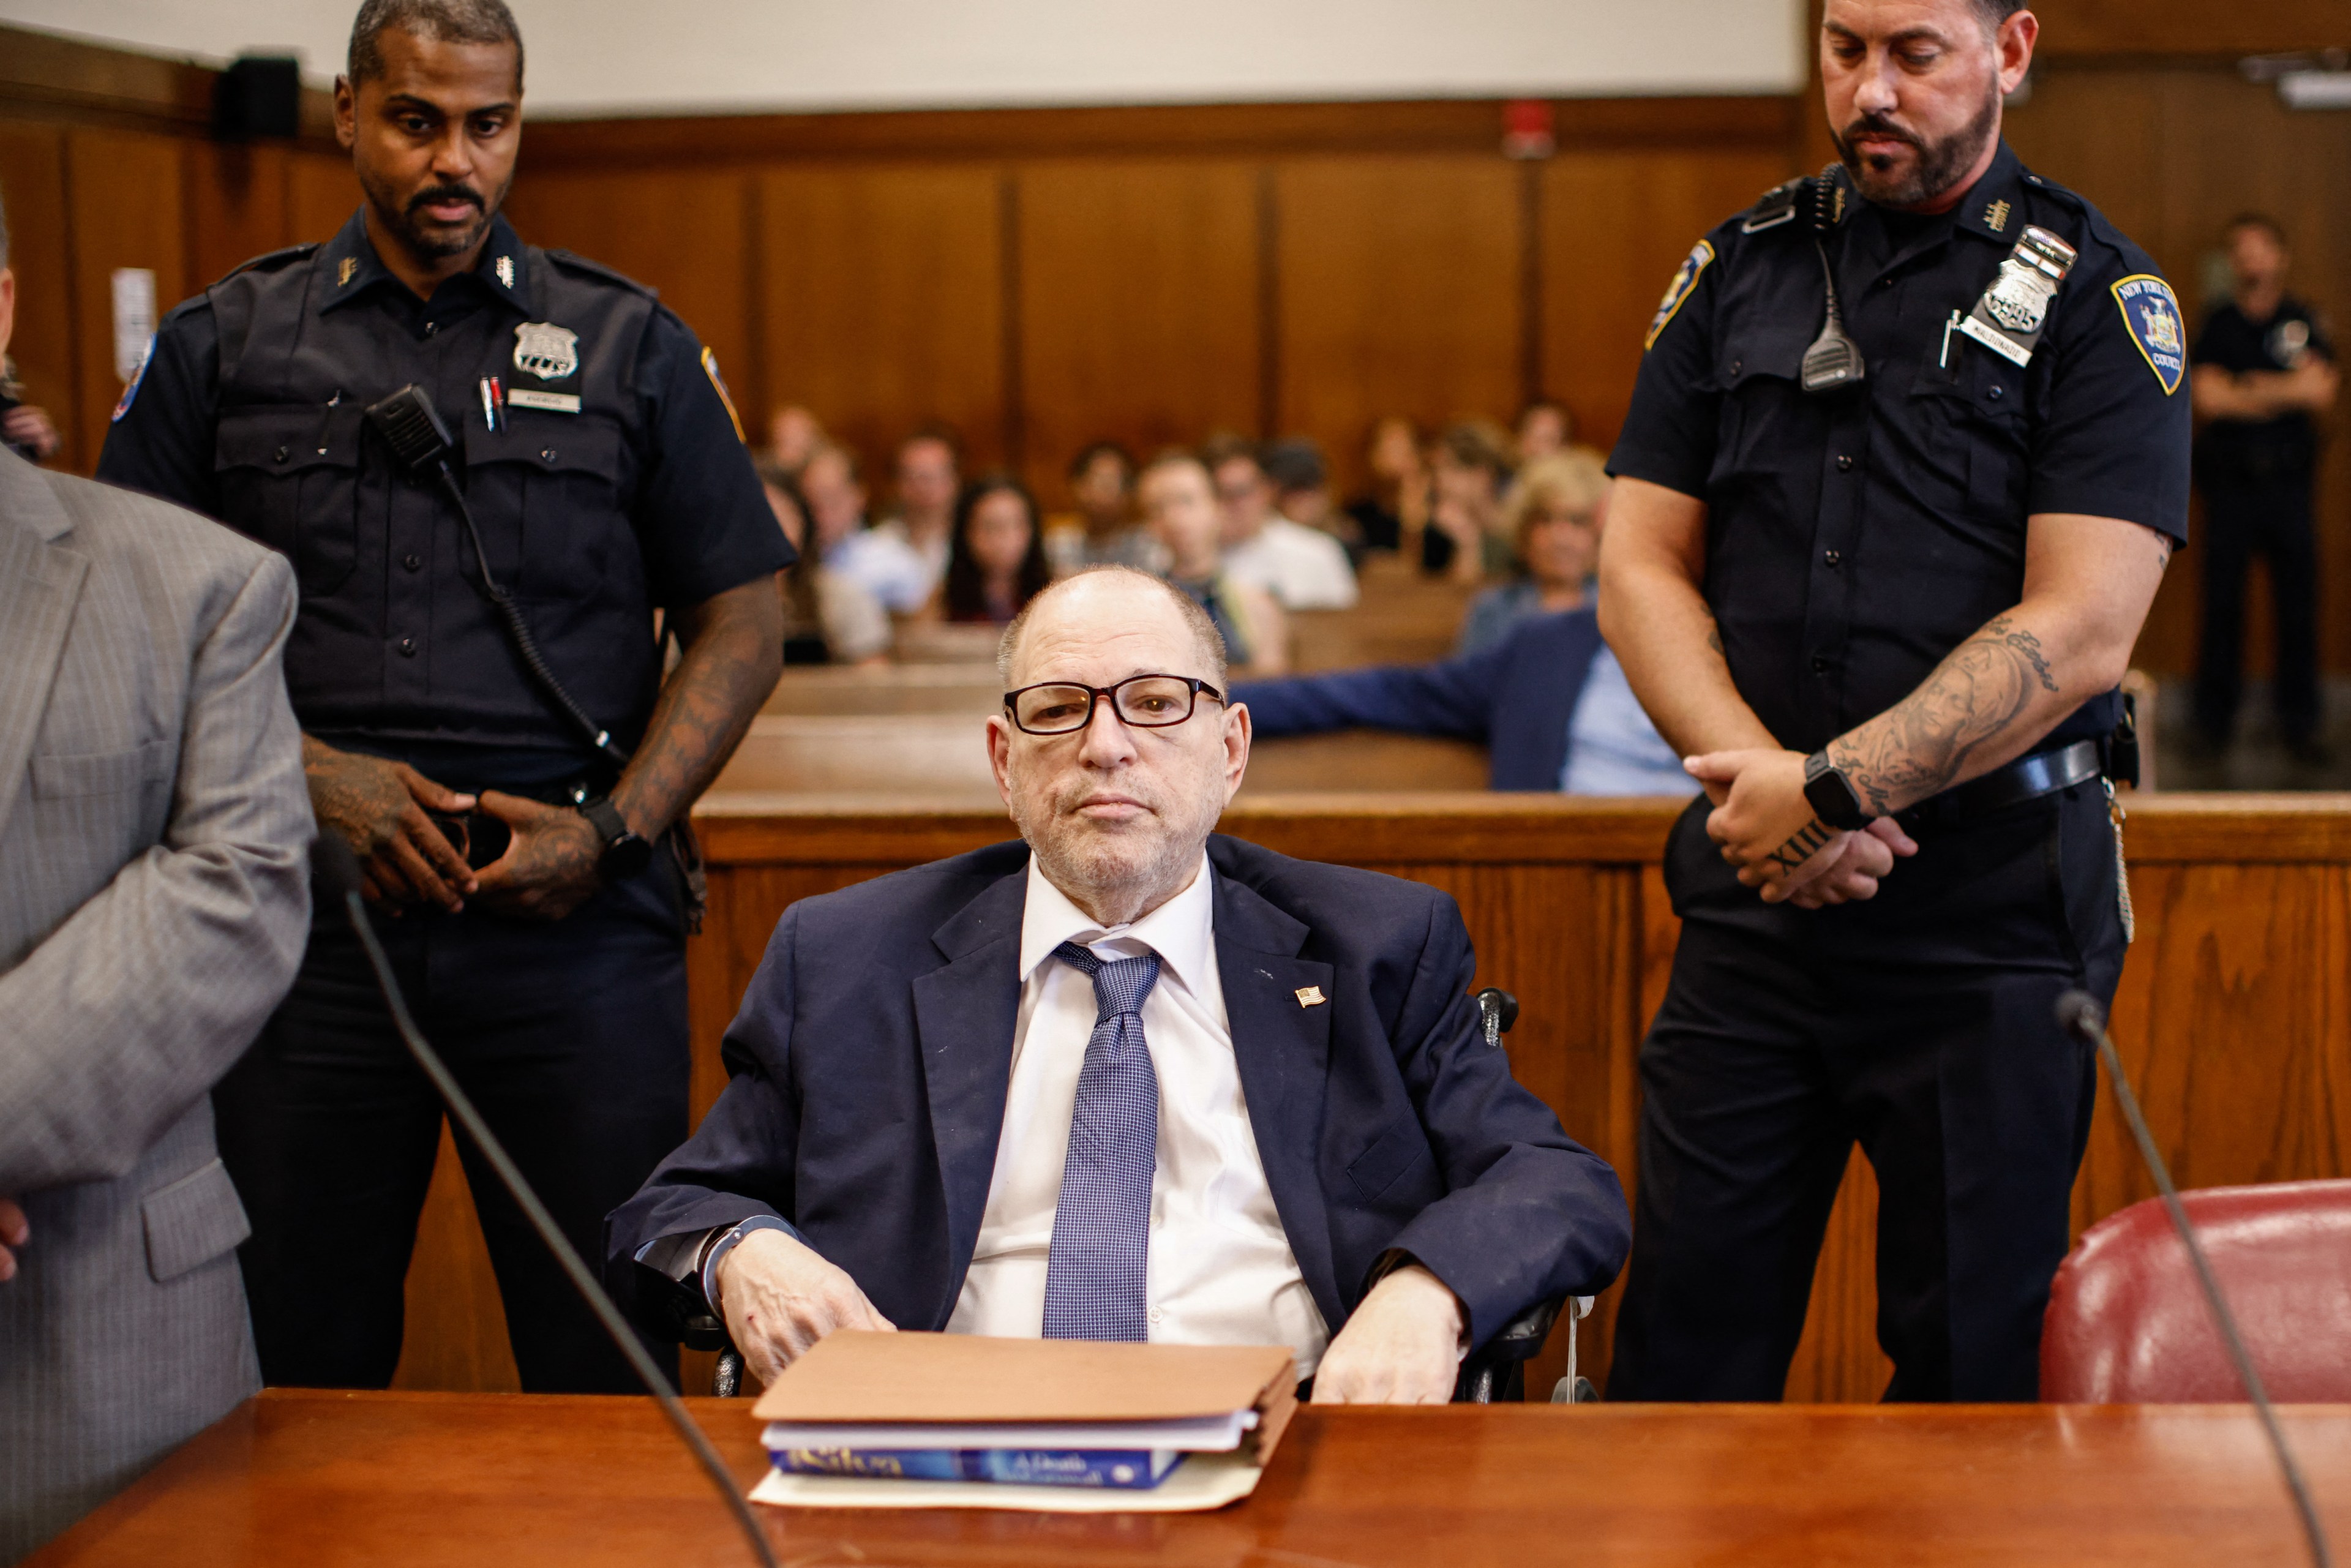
left=1899, top=738, right=2103, bottom=828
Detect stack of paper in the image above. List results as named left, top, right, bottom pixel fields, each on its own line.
left=746, top=1332, right=1298, bottom=1513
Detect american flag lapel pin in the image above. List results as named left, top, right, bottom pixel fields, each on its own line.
left=1295, top=986, right=1326, bottom=1008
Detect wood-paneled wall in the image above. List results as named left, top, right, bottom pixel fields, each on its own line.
left=390, top=792, right=2351, bottom=1405
left=498, top=106, right=1798, bottom=499
left=0, top=121, right=355, bottom=472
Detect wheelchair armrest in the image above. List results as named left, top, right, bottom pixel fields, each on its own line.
left=1478, top=1296, right=1566, bottom=1365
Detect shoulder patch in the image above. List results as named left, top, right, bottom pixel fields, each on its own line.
left=2113, top=275, right=2187, bottom=396
left=1646, top=239, right=1715, bottom=350
left=111, top=337, right=154, bottom=423
left=212, top=242, right=317, bottom=289
left=701, top=347, right=745, bottom=444
left=543, top=248, right=658, bottom=298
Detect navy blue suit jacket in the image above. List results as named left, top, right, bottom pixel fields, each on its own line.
left=605, top=835, right=1629, bottom=1352
left=1235, top=607, right=1607, bottom=790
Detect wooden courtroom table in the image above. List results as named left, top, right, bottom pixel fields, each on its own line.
left=31, top=1390, right=2351, bottom=1567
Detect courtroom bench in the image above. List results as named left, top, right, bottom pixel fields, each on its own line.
left=391, top=792, right=2351, bottom=1407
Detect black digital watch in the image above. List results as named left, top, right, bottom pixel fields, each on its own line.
left=1802, top=751, right=1872, bottom=831
left=577, top=794, right=653, bottom=880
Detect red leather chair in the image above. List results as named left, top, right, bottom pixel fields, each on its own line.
left=2041, top=1179, right=2351, bottom=1402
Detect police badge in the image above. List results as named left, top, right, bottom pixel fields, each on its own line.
left=1959, top=225, right=2076, bottom=368
left=512, top=321, right=580, bottom=382
left=2268, top=317, right=2311, bottom=370
left=2112, top=275, right=2186, bottom=396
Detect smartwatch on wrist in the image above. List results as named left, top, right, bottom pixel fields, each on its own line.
left=1802, top=751, right=1872, bottom=831
left=577, top=794, right=653, bottom=880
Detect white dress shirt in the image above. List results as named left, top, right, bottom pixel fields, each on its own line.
left=945, top=854, right=1332, bottom=1373
left=1224, top=517, right=1359, bottom=610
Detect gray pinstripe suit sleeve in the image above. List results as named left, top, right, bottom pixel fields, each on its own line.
left=0, top=545, right=310, bottom=1191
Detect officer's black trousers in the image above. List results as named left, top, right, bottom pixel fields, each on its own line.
left=1607, top=784, right=2126, bottom=1402
left=2194, top=472, right=2320, bottom=746
left=214, top=861, right=688, bottom=1394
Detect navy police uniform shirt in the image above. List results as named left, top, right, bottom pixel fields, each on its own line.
left=98, top=209, right=790, bottom=791
left=2192, top=294, right=2333, bottom=481
left=1610, top=141, right=2191, bottom=758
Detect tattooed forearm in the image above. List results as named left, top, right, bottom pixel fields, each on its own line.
left=612, top=574, right=784, bottom=837
left=1827, top=614, right=2063, bottom=816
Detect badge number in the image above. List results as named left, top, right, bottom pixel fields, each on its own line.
left=2112, top=275, right=2186, bottom=396
left=1646, top=239, right=1714, bottom=351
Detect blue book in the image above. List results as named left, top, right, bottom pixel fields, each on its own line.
left=768, top=1446, right=1183, bottom=1490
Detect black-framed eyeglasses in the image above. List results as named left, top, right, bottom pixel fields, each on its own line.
left=1003, top=675, right=1226, bottom=736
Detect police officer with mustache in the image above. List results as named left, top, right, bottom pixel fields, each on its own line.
left=98, top=0, right=787, bottom=1392
left=1597, top=0, right=2191, bottom=1401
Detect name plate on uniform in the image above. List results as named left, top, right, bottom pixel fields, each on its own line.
left=507, top=389, right=581, bottom=414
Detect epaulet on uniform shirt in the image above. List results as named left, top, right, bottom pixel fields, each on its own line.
left=1739, top=176, right=1808, bottom=235
left=211, top=242, right=317, bottom=288
left=544, top=248, right=658, bottom=298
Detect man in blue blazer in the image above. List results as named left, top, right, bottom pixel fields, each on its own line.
left=607, top=568, right=1629, bottom=1400
left=1238, top=606, right=1690, bottom=794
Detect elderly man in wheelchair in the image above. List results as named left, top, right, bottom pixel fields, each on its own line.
left=605, top=568, right=1629, bottom=1402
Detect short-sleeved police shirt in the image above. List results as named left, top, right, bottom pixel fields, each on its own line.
left=1610, top=142, right=2191, bottom=757
left=2192, top=294, right=2334, bottom=479
left=97, top=209, right=790, bottom=790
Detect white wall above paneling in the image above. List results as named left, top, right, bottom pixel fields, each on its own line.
left=0, top=0, right=1806, bottom=116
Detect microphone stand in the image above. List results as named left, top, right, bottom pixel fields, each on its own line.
left=2058, top=991, right=2331, bottom=1568
left=322, top=839, right=779, bottom=1568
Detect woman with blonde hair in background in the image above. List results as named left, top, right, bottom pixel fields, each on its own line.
left=1457, top=447, right=1610, bottom=655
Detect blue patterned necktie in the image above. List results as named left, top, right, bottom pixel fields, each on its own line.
left=1041, top=940, right=1163, bottom=1341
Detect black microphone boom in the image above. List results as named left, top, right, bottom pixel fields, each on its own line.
left=2055, top=989, right=2332, bottom=1568
left=313, top=836, right=778, bottom=1568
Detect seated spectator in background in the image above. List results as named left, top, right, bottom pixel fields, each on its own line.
left=1457, top=448, right=1608, bottom=656
left=1261, top=436, right=1365, bottom=566
left=943, top=475, right=1052, bottom=626
left=1, top=356, right=61, bottom=463
left=877, top=426, right=961, bottom=590
left=1207, top=436, right=1357, bottom=610
left=767, top=403, right=825, bottom=474
left=1346, top=416, right=1428, bottom=558
left=801, top=443, right=934, bottom=614
left=607, top=566, right=1631, bottom=1398
left=1044, top=440, right=1160, bottom=577
left=1140, top=451, right=1288, bottom=676
left=1237, top=456, right=1685, bottom=795
left=1514, top=400, right=1571, bottom=466
left=759, top=459, right=890, bottom=666
left=1426, top=420, right=1515, bottom=583
left=1237, top=609, right=1687, bottom=796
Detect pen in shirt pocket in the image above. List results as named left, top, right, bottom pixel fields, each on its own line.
left=478, top=375, right=505, bottom=433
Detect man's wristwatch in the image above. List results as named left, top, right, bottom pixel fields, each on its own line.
left=1802, top=751, right=1872, bottom=831
left=577, top=794, right=653, bottom=880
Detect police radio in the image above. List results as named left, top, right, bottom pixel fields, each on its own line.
left=1800, top=168, right=1865, bottom=395
left=363, top=385, right=629, bottom=770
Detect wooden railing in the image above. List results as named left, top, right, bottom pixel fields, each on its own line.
left=392, top=792, right=2351, bottom=1401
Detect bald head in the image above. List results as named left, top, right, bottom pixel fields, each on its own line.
left=985, top=566, right=1249, bottom=928
left=997, top=567, right=1227, bottom=690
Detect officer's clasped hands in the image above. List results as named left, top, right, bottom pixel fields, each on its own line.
left=1685, top=747, right=1918, bottom=907
left=467, top=792, right=611, bottom=922
left=306, top=741, right=479, bottom=915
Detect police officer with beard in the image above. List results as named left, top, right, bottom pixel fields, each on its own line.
left=98, top=0, right=787, bottom=1392
left=1597, top=0, right=2190, bottom=1401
